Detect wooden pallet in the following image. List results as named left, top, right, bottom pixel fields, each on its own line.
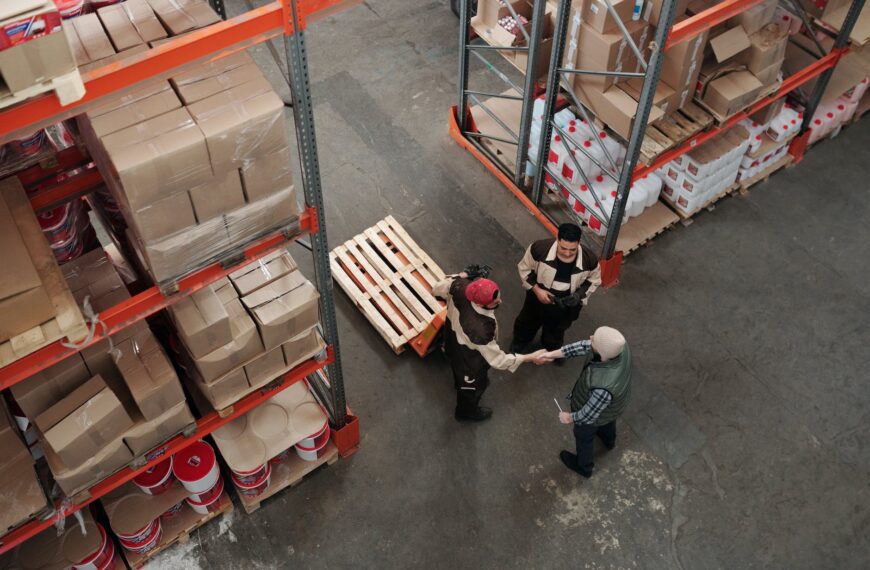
left=738, top=155, right=793, bottom=192
left=331, top=216, right=447, bottom=357
left=616, top=201, right=681, bottom=256
left=123, top=492, right=234, bottom=569
left=235, top=441, right=340, bottom=515
left=0, top=70, right=85, bottom=111
left=0, top=181, right=89, bottom=368
left=640, top=102, right=715, bottom=163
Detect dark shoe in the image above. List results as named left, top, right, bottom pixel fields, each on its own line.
left=560, top=450, right=592, bottom=478
left=455, top=406, right=493, bottom=422
left=600, top=439, right=616, bottom=450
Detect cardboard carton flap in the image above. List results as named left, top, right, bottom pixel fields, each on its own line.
left=710, top=25, right=751, bottom=62
left=241, top=272, right=308, bottom=311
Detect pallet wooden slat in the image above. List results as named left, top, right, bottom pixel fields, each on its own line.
left=0, top=70, right=85, bottom=111
left=375, top=221, right=440, bottom=288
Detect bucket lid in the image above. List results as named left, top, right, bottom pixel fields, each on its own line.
left=173, top=441, right=216, bottom=483
left=232, top=463, right=267, bottom=477
left=61, top=521, right=104, bottom=566
left=134, top=457, right=173, bottom=489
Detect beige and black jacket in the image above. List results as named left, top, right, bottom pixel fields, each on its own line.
left=433, top=276, right=522, bottom=375
left=517, top=238, right=602, bottom=304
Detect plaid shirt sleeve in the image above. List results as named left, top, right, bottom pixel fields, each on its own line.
left=571, top=389, right=612, bottom=425
left=562, top=340, right=592, bottom=359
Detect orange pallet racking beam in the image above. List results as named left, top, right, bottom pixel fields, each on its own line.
left=666, top=0, right=768, bottom=48
left=0, top=350, right=334, bottom=555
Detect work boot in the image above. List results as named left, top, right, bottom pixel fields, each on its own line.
left=455, top=406, right=493, bottom=422
left=560, top=450, right=592, bottom=478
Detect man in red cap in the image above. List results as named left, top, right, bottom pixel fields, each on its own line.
left=433, top=271, right=546, bottom=422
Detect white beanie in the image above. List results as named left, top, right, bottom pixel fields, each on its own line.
left=592, top=326, right=625, bottom=361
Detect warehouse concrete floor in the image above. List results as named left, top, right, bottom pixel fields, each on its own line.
left=150, top=1, right=870, bottom=568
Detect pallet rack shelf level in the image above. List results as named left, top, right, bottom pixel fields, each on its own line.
left=0, top=352, right=332, bottom=555
left=0, top=210, right=315, bottom=389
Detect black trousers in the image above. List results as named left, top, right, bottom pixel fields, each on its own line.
left=573, top=421, right=617, bottom=473
left=451, top=366, right=490, bottom=415
left=512, top=290, right=582, bottom=351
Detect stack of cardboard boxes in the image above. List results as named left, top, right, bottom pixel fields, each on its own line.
left=471, top=0, right=556, bottom=78
left=78, top=51, right=298, bottom=284
left=0, top=403, right=49, bottom=536
left=694, top=0, right=787, bottom=118
left=9, top=250, right=194, bottom=495
left=170, top=251, right=324, bottom=410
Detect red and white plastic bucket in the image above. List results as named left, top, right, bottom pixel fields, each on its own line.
left=185, top=477, right=225, bottom=515
left=162, top=501, right=185, bottom=520
left=134, top=457, right=175, bottom=495
left=295, top=437, right=329, bottom=462
left=119, top=519, right=162, bottom=555
left=188, top=474, right=224, bottom=504
left=230, top=464, right=268, bottom=486
left=173, top=441, right=220, bottom=494
left=269, top=448, right=291, bottom=465
left=296, top=421, right=330, bottom=450
left=11, top=130, right=46, bottom=157
left=233, top=464, right=271, bottom=498
left=114, top=519, right=156, bottom=546
left=53, top=0, right=85, bottom=18
left=89, top=0, right=122, bottom=8
left=72, top=524, right=114, bottom=570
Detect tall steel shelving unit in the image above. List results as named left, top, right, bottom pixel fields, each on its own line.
left=0, top=0, right=359, bottom=554
left=451, top=0, right=867, bottom=286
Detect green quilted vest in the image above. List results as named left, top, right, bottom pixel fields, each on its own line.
left=570, top=343, right=632, bottom=426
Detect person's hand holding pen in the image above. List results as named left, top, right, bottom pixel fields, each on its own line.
left=553, top=398, right=572, bottom=424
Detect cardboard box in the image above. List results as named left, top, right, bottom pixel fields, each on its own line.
left=660, top=23, right=707, bottom=109
left=82, top=322, right=150, bottom=396
left=740, top=23, right=788, bottom=74
left=2, top=509, right=106, bottom=570
left=35, top=375, right=134, bottom=468
left=643, top=0, right=689, bottom=26
left=146, top=0, right=220, bottom=35
left=10, top=355, right=91, bottom=419
left=129, top=189, right=197, bottom=242
left=575, top=82, right=665, bottom=139
left=168, top=284, right=232, bottom=358
left=702, top=70, right=764, bottom=118
left=87, top=86, right=181, bottom=137
left=187, top=79, right=287, bottom=173
left=729, top=0, right=778, bottom=35
left=193, top=298, right=263, bottom=383
left=123, top=401, right=193, bottom=455
left=200, top=368, right=249, bottom=406
left=224, top=185, right=299, bottom=243
left=119, top=0, right=168, bottom=43
left=101, top=108, right=213, bottom=210
left=173, top=62, right=266, bottom=105
left=821, top=0, right=870, bottom=46
left=44, top=434, right=132, bottom=496
left=709, top=25, right=751, bottom=63
left=69, top=12, right=116, bottom=63
left=189, top=169, right=246, bottom=223
left=282, top=326, right=326, bottom=369
left=242, top=273, right=320, bottom=350
left=229, top=251, right=298, bottom=297
left=62, top=21, right=88, bottom=66
left=170, top=50, right=254, bottom=90
left=584, top=0, right=634, bottom=34
left=0, top=403, right=48, bottom=534
left=79, top=43, right=148, bottom=74
left=239, top=146, right=295, bottom=202
left=115, top=329, right=185, bottom=421
left=97, top=3, right=145, bottom=51
left=139, top=215, right=231, bottom=283
left=753, top=59, right=782, bottom=87
left=0, top=1, right=76, bottom=95
left=569, top=20, right=648, bottom=91
left=621, top=77, right=678, bottom=115
left=0, top=190, right=53, bottom=342
left=749, top=97, right=785, bottom=125
left=243, top=346, right=285, bottom=386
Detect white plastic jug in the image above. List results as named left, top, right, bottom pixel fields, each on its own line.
left=555, top=108, right=576, bottom=129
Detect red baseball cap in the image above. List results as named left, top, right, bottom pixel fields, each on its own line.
left=465, top=279, right=500, bottom=306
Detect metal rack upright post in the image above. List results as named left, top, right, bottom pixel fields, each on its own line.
left=451, top=0, right=867, bottom=286
left=0, top=0, right=359, bottom=554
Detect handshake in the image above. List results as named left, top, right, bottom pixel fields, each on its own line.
left=519, top=349, right=562, bottom=366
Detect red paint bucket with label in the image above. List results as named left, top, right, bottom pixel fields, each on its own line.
left=233, top=464, right=271, bottom=498
left=134, top=457, right=174, bottom=495
left=269, top=448, right=291, bottom=465
left=115, top=519, right=156, bottom=546
left=53, top=0, right=85, bottom=18
left=297, top=422, right=330, bottom=450
left=186, top=477, right=225, bottom=515
left=11, top=130, right=46, bottom=157
left=188, top=474, right=224, bottom=504
left=173, top=441, right=220, bottom=494
left=295, top=437, right=329, bottom=462
left=162, top=501, right=185, bottom=520
left=231, top=464, right=268, bottom=486
left=72, top=524, right=114, bottom=570
left=119, top=519, right=162, bottom=555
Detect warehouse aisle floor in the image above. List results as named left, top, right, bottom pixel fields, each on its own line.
left=150, top=2, right=870, bottom=568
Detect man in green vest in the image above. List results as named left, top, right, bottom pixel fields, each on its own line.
left=541, top=326, right=632, bottom=478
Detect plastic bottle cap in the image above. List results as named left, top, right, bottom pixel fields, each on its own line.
left=581, top=185, right=587, bottom=191
left=583, top=140, right=591, bottom=147
left=610, top=191, right=617, bottom=197
left=599, top=132, right=607, bottom=138
left=826, top=112, right=833, bottom=118
left=837, top=105, right=844, bottom=110
left=569, top=120, right=576, bottom=126
left=554, top=135, right=561, bottom=141
left=755, top=134, right=761, bottom=140
left=752, top=122, right=758, bottom=127
left=569, top=126, right=576, bottom=133
left=815, top=119, right=821, bottom=125
left=782, top=124, right=788, bottom=129
left=596, top=175, right=604, bottom=182
left=791, top=119, right=797, bottom=124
